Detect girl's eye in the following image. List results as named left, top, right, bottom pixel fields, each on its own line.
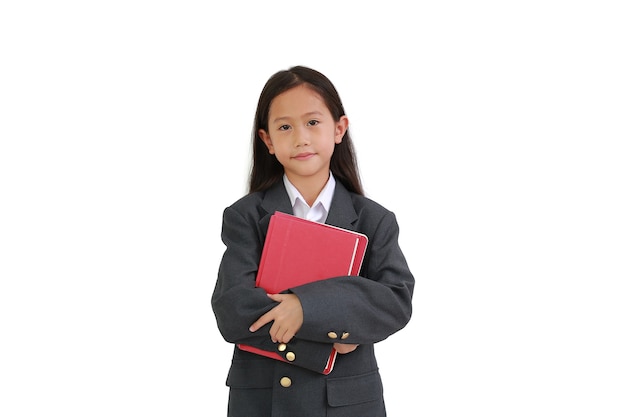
left=278, top=125, right=291, bottom=131
left=307, top=120, right=319, bottom=126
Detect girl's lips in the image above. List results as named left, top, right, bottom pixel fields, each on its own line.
left=293, top=152, right=315, bottom=160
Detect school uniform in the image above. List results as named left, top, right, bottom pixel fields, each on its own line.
left=212, top=176, right=415, bottom=417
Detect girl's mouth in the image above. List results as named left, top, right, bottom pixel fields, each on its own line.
left=293, top=152, right=315, bottom=160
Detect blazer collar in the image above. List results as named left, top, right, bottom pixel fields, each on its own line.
left=259, top=180, right=359, bottom=231
left=326, top=181, right=359, bottom=231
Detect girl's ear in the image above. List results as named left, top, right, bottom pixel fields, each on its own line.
left=259, top=129, right=275, bottom=154
left=334, top=116, right=349, bottom=144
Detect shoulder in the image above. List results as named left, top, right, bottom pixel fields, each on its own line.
left=350, top=193, right=393, bottom=218
left=330, top=181, right=397, bottom=229
left=336, top=180, right=395, bottom=220
left=223, top=181, right=291, bottom=223
left=227, top=191, right=265, bottom=213
left=222, top=191, right=268, bottom=228
left=352, top=193, right=401, bottom=233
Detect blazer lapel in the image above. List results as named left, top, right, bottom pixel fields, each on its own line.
left=259, top=181, right=293, bottom=231
left=325, top=181, right=359, bottom=231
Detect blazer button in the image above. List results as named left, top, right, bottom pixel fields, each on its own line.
left=286, top=351, right=295, bottom=362
left=277, top=343, right=287, bottom=352
left=341, top=332, right=350, bottom=340
left=280, top=377, right=292, bottom=388
left=327, top=332, right=338, bottom=339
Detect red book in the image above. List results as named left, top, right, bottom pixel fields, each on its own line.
left=238, top=211, right=368, bottom=374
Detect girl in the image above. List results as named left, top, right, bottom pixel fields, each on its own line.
left=212, top=66, right=415, bottom=417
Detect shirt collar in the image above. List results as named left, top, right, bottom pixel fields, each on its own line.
left=283, top=173, right=336, bottom=213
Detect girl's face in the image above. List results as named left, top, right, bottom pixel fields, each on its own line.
left=259, top=85, right=348, bottom=187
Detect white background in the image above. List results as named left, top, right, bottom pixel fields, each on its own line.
left=1, top=1, right=625, bottom=416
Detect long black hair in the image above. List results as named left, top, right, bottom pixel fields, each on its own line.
left=248, top=66, right=363, bottom=195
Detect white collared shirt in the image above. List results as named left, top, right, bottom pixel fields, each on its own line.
left=283, top=173, right=335, bottom=223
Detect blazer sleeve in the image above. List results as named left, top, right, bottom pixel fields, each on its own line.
left=291, top=209, right=415, bottom=346
left=211, top=205, right=335, bottom=374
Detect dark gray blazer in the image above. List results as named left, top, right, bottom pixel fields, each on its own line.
left=212, top=180, right=415, bottom=417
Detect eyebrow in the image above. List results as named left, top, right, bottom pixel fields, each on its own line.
left=272, top=111, right=324, bottom=124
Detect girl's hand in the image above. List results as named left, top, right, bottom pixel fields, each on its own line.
left=249, top=293, right=303, bottom=344
left=333, top=343, right=359, bottom=354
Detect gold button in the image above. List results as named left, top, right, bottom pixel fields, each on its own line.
left=341, top=332, right=350, bottom=340
left=285, top=351, right=295, bottom=361
left=327, top=332, right=338, bottom=339
left=278, top=343, right=287, bottom=352
left=280, top=377, right=292, bottom=388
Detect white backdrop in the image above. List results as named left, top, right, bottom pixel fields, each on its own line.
left=1, top=1, right=625, bottom=416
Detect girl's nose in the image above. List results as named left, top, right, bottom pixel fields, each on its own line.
left=294, top=128, right=310, bottom=147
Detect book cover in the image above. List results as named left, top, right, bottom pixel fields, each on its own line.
left=238, top=211, right=368, bottom=374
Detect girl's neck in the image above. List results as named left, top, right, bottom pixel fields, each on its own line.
left=287, top=172, right=330, bottom=207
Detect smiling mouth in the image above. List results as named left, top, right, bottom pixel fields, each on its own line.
left=293, top=153, right=315, bottom=160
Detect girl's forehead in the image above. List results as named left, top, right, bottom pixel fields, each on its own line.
left=269, top=85, right=327, bottom=116
left=277, top=84, right=321, bottom=101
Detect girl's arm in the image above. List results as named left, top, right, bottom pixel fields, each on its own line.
left=212, top=206, right=336, bottom=373
left=291, top=210, right=415, bottom=346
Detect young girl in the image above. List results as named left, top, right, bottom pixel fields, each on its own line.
left=212, top=66, right=415, bottom=417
